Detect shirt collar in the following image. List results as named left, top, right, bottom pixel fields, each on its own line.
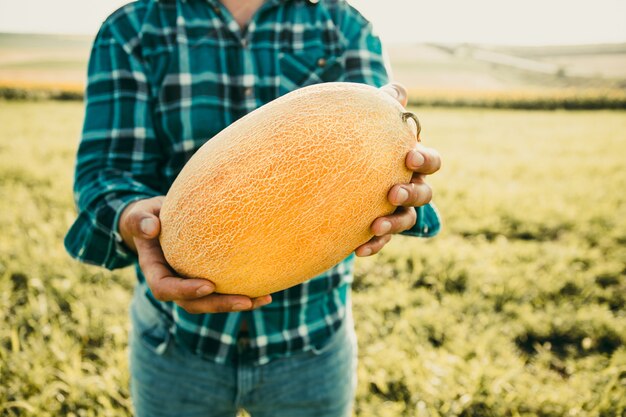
left=155, top=0, right=299, bottom=3
left=154, top=0, right=322, bottom=5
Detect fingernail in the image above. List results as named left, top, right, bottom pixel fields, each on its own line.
left=409, top=151, right=425, bottom=168
left=196, top=285, right=214, bottom=297
left=232, top=302, right=250, bottom=311
left=397, top=188, right=409, bottom=204
left=140, top=218, right=157, bottom=235
left=359, top=247, right=372, bottom=257
left=377, top=220, right=392, bottom=236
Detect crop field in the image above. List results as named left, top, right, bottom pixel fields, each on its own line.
left=0, top=101, right=625, bottom=417
left=2, top=33, right=626, bottom=109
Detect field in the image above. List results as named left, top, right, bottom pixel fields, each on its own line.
left=0, top=101, right=624, bottom=416
left=2, top=33, right=626, bottom=108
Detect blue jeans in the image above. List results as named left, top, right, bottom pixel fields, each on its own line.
left=129, top=289, right=358, bottom=417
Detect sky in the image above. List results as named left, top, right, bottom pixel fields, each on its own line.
left=0, top=0, right=625, bottom=45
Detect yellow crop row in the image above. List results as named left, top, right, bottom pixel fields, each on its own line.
left=1, top=78, right=625, bottom=109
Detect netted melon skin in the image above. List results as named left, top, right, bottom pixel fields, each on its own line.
left=159, top=82, right=418, bottom=297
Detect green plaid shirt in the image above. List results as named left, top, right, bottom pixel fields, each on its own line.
left=65, top=0, right=440, bottom=365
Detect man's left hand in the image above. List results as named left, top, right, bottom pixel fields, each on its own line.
left=355, top=83, right=442, bottom=257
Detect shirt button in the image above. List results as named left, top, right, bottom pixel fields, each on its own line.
left=241, top=38, right=249, bottom=48
left=317, top=57, right=327, bottom=68
left=308, top=0, right=320, bottom=3
left=245, top=87, right=253, bottom=97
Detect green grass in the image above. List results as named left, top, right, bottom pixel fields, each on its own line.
left=0, top=102, right=625, bottom=416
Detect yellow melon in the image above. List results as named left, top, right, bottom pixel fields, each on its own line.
left=159, top=82, right=420, bottom=297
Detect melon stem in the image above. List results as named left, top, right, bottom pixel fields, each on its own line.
left=402, top=112, right=421, bottom=142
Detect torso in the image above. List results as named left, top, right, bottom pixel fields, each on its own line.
left=220, top=0, right=266, bottom=30
left=91, top=0, right=386, bottom=364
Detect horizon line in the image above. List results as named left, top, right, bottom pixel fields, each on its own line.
left=1, top=29, right=626, bottom=48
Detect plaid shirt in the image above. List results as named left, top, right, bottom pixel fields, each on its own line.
left=65, top=0, right=441, bottom=365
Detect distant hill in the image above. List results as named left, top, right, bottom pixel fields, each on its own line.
left=388, top=42, right=626, bottom=92
left=0, top=33, right=92, bottom=90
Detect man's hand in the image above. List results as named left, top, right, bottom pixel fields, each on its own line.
left=119, top=196, right=272, bottom=313
left=355, top=83, right=442, bottom=257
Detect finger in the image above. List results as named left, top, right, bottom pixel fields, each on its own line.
left=135, top=237, right=216, bottom=301
left=124, top=196, right=165, bottom=239
left=388, top=179, right=432, bottom=207
left=371, top=207, right=417, bottom=236
left=178, top=294, right=273, bottom=314
left=355, top=234, right=393, bottom=257
left=406, top=145, right=442, bottom=175
left=176, top=294, right=256, bottom=314
left=252, top=294, right=273, bottom=309
left=381, top=83, right=408, bottom=107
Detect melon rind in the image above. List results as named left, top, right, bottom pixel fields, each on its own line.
left=159, top=82, right=418, bottom=297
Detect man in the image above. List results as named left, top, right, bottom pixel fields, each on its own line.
left=65, top=0, right=441, bottom=415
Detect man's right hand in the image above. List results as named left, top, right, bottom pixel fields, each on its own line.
left=118, top=196, right=272, bottom=313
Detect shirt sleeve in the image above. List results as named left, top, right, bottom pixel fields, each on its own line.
left=64, top=21, right=164, bottom=269
left=334, top=2, right=389, bottom=88
left=334, top=2, right=441, bottom=238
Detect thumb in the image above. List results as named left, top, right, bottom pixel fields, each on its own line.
left=126, top=210, right=161, bottom=240
left=381, top=83, right=408, bottom=107
left=122, top=198, right=164, bottom=240
left=139, top=216, right=159, bottom=238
